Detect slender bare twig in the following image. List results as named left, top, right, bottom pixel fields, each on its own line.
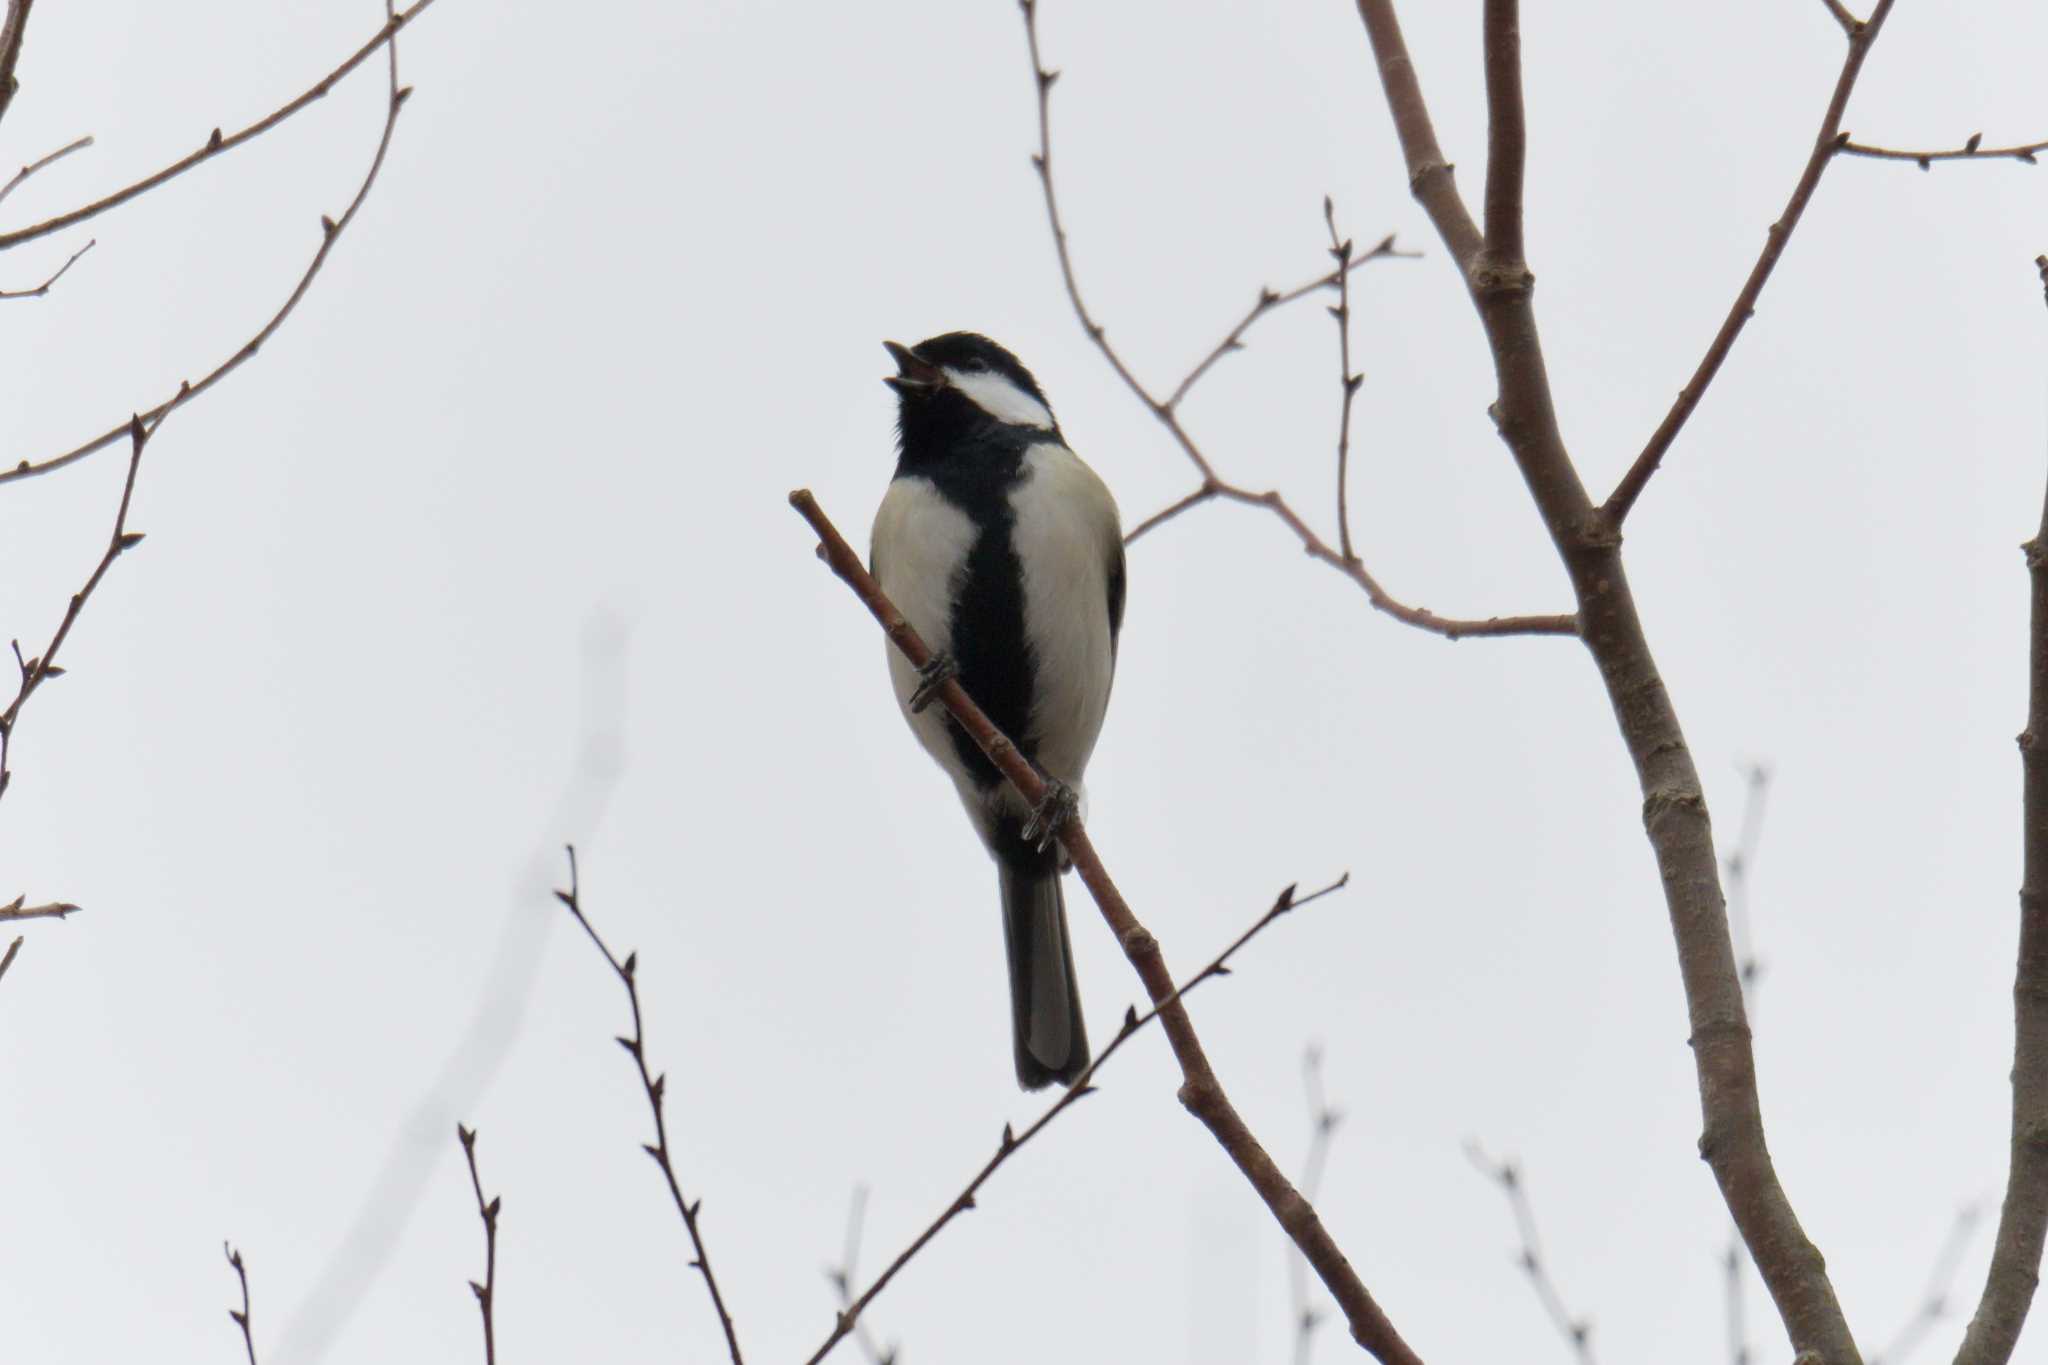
left=0, top=133, right=91, bottom=211
left=1955, top=297, right=2048, bottom=1362
left=801, top=855, right=1350, bottom=1365
left=1290, top=1046, right=1343, bottom=1365
left=0, top=236, right=90, bottom=298
left=554, top=848, right=745, bottom=1365
left=825, top=1188, right=898, bottom=1365
left=0, top=0, right=437, bottom=253
left=1465, top=1143, right=1596, bottom=1364
left=456, top=1125, right=499, bottom=1365
left=0, top=3, right=418, bottom=489
left=791, top=485, right=1411, bottom=1363
left=1870, top=1205, right=1981, bottom=1365
left=0, top=936, right=22, bottom=985
left=1602, top=0, right=1897, bottom=525
left=0, top=412, right=157, bottom=807
left=1839, top=136, right=2045, bottom=170
left=223, top=1243, right=258, bottom=1365
left=0, top=0, right=32, bottom=130
left=0, top=895, right=79, bottom=921
left=1020, top=1, right=1568, bottom=642
left=1324, top=200, right=1365, bottom=563
left=1818, top=0, right=1861, bottom=36
left=1350, top=1, right=1856, bottom=1358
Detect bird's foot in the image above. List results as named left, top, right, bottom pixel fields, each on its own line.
left=1022, top=779, right=1079, bottom=853
left=907, top=651, right=959, bottom=714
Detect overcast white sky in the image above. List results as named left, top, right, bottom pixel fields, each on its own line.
left=2, top=2, right=2046, bottom=1362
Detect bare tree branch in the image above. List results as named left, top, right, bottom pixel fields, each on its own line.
left=0, top=5, right=419, bottom=489
left=1348, top=2, right=1858, bottom=1359
left=1290, top=1045, right=1343, bottom=1365
left=223, top=1242, right=258, bottom=1365
left=0, top=412, right=157, bottom=808
left=1955, top=293, right=2048, bottom=1361
left=0, top=0, right=439, bottom=254
left=1818, top=0, right=1862, bottom=37
left=0, top=133, right=91, bottom=211
left=1840, top=136, right=2045, bottom=170
left=1602, top=0, right=1898, bottom=525
left=1324, top=200, right=1365, bottom=563
left=1020, top=0, right=1569, bottom=643
left=1466, top=1143, right=1597, bottom=1364
left=0, top=895, right=79, bottom=921
left=554, top=847, right=745, bottom=1365
left=824, top=1188, right=898, bottom=1365
left=1720, top=762, right=1772, bottom=1365
left=0, top=935, right=22, bottom=986
left=456, top=1125, right=499, bottom=1365
left=790, top=486, right=1414, bottom=1364
left=0, top=235, right=90, bottom=299
left=0, top=0, right=33, bottom=130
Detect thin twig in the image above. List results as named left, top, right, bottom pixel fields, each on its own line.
left=1602, top=0, right=1897, bottom=524
left=1324, top=199, right=1364, bottom=563
left=0, top=2, right=419, bottom=489
left=0, top=412, right=157, bottom=808
left=824, top=1188, right=898, bottom=1365
left=791, top=485, right=1412, bottom=1364
left=805, top=858, right=1350, bottom=1365
left=1465, top=1143, right=1596, bottom=1364
left=0, top=235, right=90, bottom=298
left=0, top=133, right=92, bottom=211
left=0, top=0, right=437, bottom=253
left=1870, top=1204, right=1980, bottom=1365
left=0, top=0, right=33, bottom=130
left=0, top=935, right=21, bottom=985
left=0, top=896, right=79, bottom=921
left=224, top=1243, right=258, bottom=1365
left=1019, top=1, right=1566, bottom=642
left=1839, top=136, right=2045, bottom=170
left=1818, top=0, right=1861, bottom=37
left=456, top=1125, right=499, bottom=1365
left=1290, top=1045, right=1344, bottom=1365
left=554, top=848, right=745, bottom=1365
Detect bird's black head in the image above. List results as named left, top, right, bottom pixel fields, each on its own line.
left=885, top=332, right=1059, bottom=463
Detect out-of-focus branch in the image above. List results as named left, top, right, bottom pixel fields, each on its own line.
left=0, top=412, right=156, bottom=809
left=0, top=1, right=421, bottom=488
left=1870, top=1204, right=1979, bottom=1365
left=0, top=935, right=22, bottom=985
left=0, top=0, right=438, bottom=253
left=456, top=1125, right=499, bottom=1365
left=1290, top=1045, right=1344, bottom=1365
left=824, top=1188, right=898, bottom=1365
left=1020, top=0, right=1569, bottom=643
left=1602, top=0, right=1897, bottom=525
left=1720, top=762, right=1772, bottom=1365
left=1839, top=135, right=2045, bottom=170
left=224, top=1243, right=258, bottom=1365
left=1955, top=285, right=2048, bottom=1361
left=1465, top=1143, right=1596, bottom=1365
left=554, top=848, right=745, bottom=1365
left=0, top=236, right=90, bottom=298
left=1350, top=2, right=1856, bottom=1360
left=0, top=133, right=91, bottom=210
left=790, top=486, right=1413, bottom=1364
left=0, top=0, right=33, bottom=130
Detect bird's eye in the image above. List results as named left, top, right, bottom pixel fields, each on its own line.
left=964, top=358, right=988, bottom=372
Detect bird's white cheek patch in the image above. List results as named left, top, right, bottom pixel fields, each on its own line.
left=945, top=369, right=1055, bottom=430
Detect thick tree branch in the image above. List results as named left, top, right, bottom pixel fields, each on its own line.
left=1350, top=3, right=1858, bottom=1360
left=1, top=11, right=417, bottom=488
left=789, top=488, right=1417, bottom=1365
left=1022, top=0, right=1568, bottom=642
left=0, top=0, right=32, bottom=131
left=0, top=0, right=438, bottom=253
left=1955, top=323, right=2048, bottom=1362
left=1602, top=0, right=1897, bottom=525
left=554, top=848, right=745, bottom=1365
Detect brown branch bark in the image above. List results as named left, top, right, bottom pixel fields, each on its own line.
left=0, top=235, right=90, bottom=298
left=1954, top=340, right=2048, bottom=1362
left=1602, top=0, right=1897, bottom=525
left=0, top=133, right=91, bottom=211
left=1351, top=2, right=1859, bottom=1360
left=1840, top=136, right=2045, bottom=169
left=789, top=488, right=1420, bottom=1365
left=456, top=1125, right=500, bottom=1365
left=0, top=0, right=33, bottom=131
left=224, top=1243, right=259, bottom=1365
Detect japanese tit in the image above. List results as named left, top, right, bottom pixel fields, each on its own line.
left=870, top=332, right=1124, bottom=1090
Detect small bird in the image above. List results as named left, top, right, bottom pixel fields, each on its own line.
left=870, top=332, right=1124, bottom=1089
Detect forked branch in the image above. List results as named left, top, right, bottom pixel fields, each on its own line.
left=790, top=487, right=1418, bottom=1365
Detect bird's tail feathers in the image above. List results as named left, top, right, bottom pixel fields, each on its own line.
left=999, top=861, right=1090, bottom=1090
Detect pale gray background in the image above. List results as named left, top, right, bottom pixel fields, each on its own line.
left=1, top=1, right=2044, bottom=1362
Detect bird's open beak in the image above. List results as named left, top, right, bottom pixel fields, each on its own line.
left=883, top=340, right=946, bottom=395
